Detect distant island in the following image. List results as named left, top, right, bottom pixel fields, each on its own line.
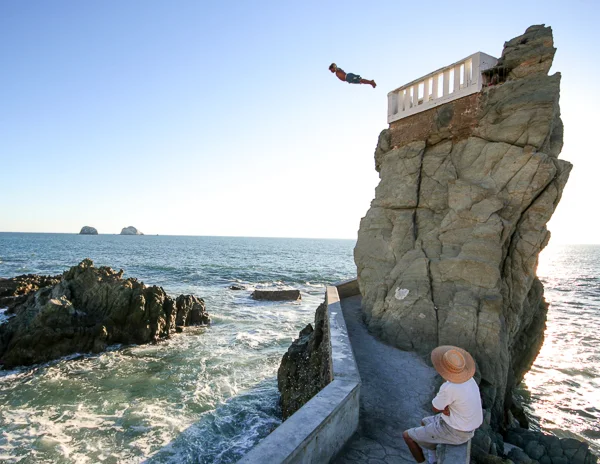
left=120, top=226, right=143, bottom=235
left=79, top=226, right=98, bottom=235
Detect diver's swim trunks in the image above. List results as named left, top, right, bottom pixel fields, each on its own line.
left=345, top=73, right=362, bottom=84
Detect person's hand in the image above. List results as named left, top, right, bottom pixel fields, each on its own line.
left=442, top=406, right=450, bottom=416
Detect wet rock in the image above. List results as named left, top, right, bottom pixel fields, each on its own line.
left=506, top=428, right=597, bottom=464
left=525, top=441, right=546, bottom=460
left=278, top=302, right=331, bottom=419
left=229, top=285, right=245, bottom=290
left=0, top=274, right=62, bottom=310
left=0, top=259, right=209, bottom=368
left=572, top=446, right=589, bottom=464
left=508, top=447, right=535, bottom=464
left=251, top=289, right=301, bottom=301
left=472, top=443, right=515, bottom=464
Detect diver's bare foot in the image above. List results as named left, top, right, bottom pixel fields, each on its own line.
left=371, top=81, right=377, bottom=88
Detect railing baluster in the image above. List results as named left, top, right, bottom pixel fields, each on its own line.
left=464, top=59, right=472, bottom=87
left=443, top=70, right=450, bottom=96
left=388, top=93, right=396, bottom=117
left=432, top=74, right=438, bottom=99
left=454, top=65, right=461, bottom=93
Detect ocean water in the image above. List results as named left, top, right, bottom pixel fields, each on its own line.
left=518, top=244, right=600, bottom=454
left=0, top=234, right=598, bottom=462
left=0, top=233, right=356, bottom=463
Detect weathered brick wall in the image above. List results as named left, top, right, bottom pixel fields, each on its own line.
left=388, top=93, right=481, bottom=148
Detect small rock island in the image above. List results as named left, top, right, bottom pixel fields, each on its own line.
left=120, top=226, right=143, bottom=235
left=79, top=226, right=98, bottom=235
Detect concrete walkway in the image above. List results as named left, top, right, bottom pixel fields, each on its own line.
left=334, top=295, right=438, bottom=464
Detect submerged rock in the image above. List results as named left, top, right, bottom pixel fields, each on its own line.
left=0, top=259, right=209, bottom=368
left=120, top=226, right=143, bottom=235
left=79, top=226, right=98, bottom=235
left=354, top=25, right=570, bottom=428
left=251, top=289, right=301, bottom=301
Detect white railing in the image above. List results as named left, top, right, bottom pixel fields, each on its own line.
left=387, top=52, right=498, bottom=123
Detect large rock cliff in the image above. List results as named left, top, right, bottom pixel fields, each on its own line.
left=277, top=302, right=332, bottom=419
left=354, top=25, right=571, bottom=427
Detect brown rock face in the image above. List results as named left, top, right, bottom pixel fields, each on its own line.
left=0, top=259, right=210, bottom=368
left=0, top=274, right=62, bottom=310
left=277, top=302, right=332, bottom=419
left=354, top=25, right=570, bottom=427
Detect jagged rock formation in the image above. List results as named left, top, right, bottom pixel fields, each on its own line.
left=79, top=226, right=98, bottom=235
left=278, top=302, right=331, bottom=419
left=0, top=274, right=62, bottom=310
left=354, top=25, right=571, bottom=428
left=498, top=428, right=598, bottom=464
left=0, top=259, right=209, bottom=368
left=120, top=226, right=143, bottom=235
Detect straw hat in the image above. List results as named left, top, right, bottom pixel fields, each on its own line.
left=431, top=346, right=476, bottom=384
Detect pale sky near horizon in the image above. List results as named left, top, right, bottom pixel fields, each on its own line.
left=1, top=1, right=599, bottom=242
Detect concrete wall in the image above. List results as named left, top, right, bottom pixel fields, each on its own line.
left=237, top=282, right=361, bottom=464
left=438, top=441, right=471, bottom=464
left=335, top=279, right=360, bottom=300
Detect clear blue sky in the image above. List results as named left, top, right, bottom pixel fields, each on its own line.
left=1, top=0, right=598, bottom=241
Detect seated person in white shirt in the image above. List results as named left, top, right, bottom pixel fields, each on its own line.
left=403, top=346, right=484, bottom=464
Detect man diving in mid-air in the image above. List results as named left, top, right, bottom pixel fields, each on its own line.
left=329, top=63, right=376, bottom=88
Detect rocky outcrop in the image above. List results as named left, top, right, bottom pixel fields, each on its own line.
left=79, top=226, right=98, bottom=235
left=120, top=226, right=143, bottom=235
left=0, top=259, right=209, bottom=368
left=354, top=25, right=570, bottom=428
left=251, top=289, right=301, bottom=301
left=277, top=302, right=331, bottom=419
left=502, top=429, right=597, bottom=464
left=0, top=274, right=62, bottom=310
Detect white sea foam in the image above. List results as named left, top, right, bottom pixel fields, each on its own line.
left=0, top=307, right=13, bottom=325
left=0, top=235, right=360, bottom=461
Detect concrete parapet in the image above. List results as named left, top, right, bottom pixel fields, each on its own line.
left=334, top=279, right=360, bottom=299
left=237, top=285, right=361, bottom=464
left=438, top=440, right=471, bottom=464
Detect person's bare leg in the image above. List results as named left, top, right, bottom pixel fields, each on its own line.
left=360, top=78, right=376, bottom=88
left=403, top=431, right=425, bottom=463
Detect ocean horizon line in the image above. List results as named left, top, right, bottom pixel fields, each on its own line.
left=0, top=231, right=357, bottom=241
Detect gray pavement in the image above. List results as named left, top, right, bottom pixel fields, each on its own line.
left=334, top=295, right=438, bottom=464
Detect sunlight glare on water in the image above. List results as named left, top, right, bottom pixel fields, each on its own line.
left=518, top=244, right=600, bottom=455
